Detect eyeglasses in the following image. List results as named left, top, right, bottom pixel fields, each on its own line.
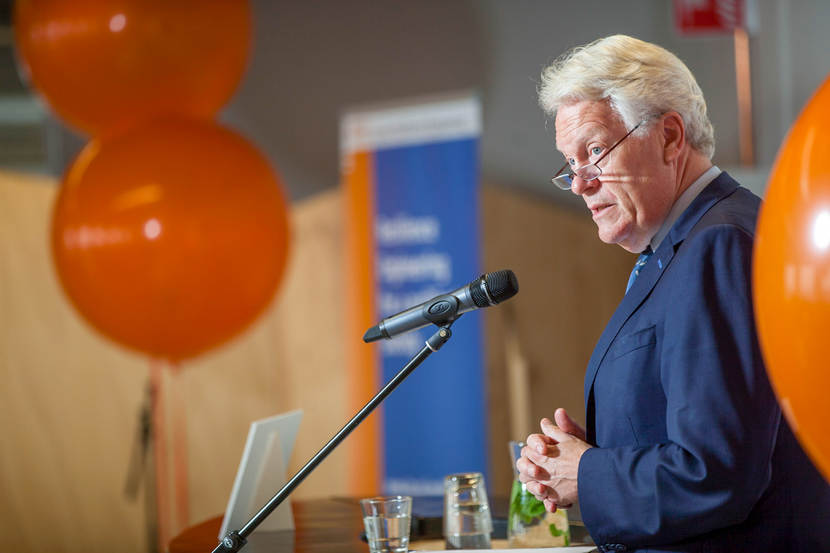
left=551, top=120, right=644, bottom=190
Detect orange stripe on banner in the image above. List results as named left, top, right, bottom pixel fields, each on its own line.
left=343, top=150, right=381, bottom=496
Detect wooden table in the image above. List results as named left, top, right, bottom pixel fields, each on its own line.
left=169, top=498, right=368, bottom=553
left=169, top=496, right=588, bottom=552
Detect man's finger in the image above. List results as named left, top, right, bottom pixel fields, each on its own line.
left=526, top=433, right=555, bottom=453
left=516, top=456, right=534, bottom=476
left=521, top=456, right=551, bottom=480
left=554, top=408, right=587, bottom=441
left=526, top=480, right=551, bottom=500
left=540, top=418, right=571, bottom=442
left=543, top=498, right=558, bottom=513
left=524, top=447, right=558, bottom=467
left=518, top=472, right=534, bottom=484
left=517, top=455, right=545, bottom=479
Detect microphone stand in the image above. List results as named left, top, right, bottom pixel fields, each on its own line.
left=212, top=323, right=455, bottom=553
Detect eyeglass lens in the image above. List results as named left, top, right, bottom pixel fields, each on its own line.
left=552, top=163, right=601, bottom=190
left=550, top=120, right=644, bottom=190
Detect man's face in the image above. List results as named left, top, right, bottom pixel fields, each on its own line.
left=554, top=100, right=676, bottom=253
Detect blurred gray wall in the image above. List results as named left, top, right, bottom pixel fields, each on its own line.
left=2, top=0, right=829, bottom=204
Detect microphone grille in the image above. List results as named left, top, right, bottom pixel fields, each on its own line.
left=469, top=269, right=519, bottom=306
left=486, top=269, right=519, bottom=303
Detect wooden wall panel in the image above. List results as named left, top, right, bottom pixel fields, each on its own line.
left=0, top=172, right=149, bottom=552
left=181, top=185, right=349, bottom=526
left=480, top=184, right=632, bottom=495
left=0, top=172, right=348, bottom=552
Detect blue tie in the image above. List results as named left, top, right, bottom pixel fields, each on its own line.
left=626, top=248, right=653, bottom=293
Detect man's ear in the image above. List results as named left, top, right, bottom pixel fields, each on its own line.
left=661, top=111, right=686, bottom=163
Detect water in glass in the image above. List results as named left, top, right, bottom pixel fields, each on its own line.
left=445, top=499, right=492, bottom=549
left=363, top=513, right=411, bottom=553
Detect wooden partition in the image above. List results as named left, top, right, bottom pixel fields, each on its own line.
left=0, top=172, right=631, bottom=552
left=479, top=184, right=632, bottom=494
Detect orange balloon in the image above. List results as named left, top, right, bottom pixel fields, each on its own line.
left=14, top=0, right=251, bottom=136
left=754, top=75, right=830, bottom=483
left=52, top=118, right=290, bottom=361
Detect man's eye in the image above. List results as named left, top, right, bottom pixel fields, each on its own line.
left=568, top=158, right=576, bottom=166
left=591, top=146, right=603, bottom=156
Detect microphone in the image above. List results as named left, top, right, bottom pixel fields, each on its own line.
left=363, top=269, right=519, bottom=342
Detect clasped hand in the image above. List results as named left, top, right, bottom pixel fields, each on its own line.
left=516, top=408, right=592, bottom=512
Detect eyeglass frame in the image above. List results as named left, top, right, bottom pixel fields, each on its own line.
left=550, top=119, right=646, bottom=191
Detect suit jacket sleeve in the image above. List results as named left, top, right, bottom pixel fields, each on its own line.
left=577, top=222, right=781, bottom=548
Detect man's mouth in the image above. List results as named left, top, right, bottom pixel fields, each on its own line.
left=589, top=203, right=613, bottom=217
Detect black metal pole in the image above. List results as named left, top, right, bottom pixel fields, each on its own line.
left=212, top=325, right=454, bottom=553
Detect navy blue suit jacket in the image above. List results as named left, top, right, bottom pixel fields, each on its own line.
left=577, top=172, right=830, bottom=552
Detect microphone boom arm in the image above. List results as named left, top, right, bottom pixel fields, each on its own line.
left=212, top=323, right=455, bottom=553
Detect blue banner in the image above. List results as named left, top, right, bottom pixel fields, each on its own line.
left=342, top=95, right=485, bottom=495
left=374, top=138, right=486, bottom=495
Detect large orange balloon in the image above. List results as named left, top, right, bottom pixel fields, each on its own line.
left=754, top=75, right=830, bottom=483
left=14, top=0, right=251, bottom=136
left=52, top=118, right=290, bottom=361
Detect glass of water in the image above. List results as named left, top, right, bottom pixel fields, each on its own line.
left=443, top=472, right=492, bottom=549
left=360, top=496, right=412, bottom=553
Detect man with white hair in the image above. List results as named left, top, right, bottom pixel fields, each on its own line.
left=516, top=35, right=830, bottom=552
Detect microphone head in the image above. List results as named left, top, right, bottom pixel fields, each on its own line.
left=486, top=269, right=519, bottom=303
left=470, top=269, right=519, bottom=307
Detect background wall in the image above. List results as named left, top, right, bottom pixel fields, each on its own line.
left=4, top=0, right=829, bottom=200
left=0, top=173, right=629, bottom=552
left=0, top=171, right=353, bottom=552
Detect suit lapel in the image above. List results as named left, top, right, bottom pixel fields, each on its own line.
left=583, top=173, right=741, bottom=408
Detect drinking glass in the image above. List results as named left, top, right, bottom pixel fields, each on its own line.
left=360, top=496, right=412, bottom=553
left=443, top=472, right=492, bottom=549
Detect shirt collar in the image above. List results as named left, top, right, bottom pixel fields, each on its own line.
left=649, top=165, right=721, bottom=252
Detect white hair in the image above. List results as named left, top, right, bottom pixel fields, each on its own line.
left=539, top=35, right=715, bottom=158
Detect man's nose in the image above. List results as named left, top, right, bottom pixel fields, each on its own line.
left=570, top=175, right=595, bottom=196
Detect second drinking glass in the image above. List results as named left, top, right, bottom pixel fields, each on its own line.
left=443, top=472, right=493, bottom=549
